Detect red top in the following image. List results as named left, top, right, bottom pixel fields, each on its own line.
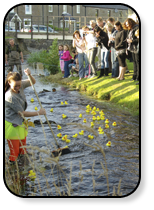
left=61, top=50, right=72, bottom=61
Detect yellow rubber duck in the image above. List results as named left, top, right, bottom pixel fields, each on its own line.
left=35, top=107, right=38, bottom=110
left=88, top=135, right=94, bottom=139
left=62, top=114, right=67, bottom=119
left=91, top=122, right=94, bottom=127
left=50, top=108, right=53, bottom=112
left=86, top=109, right=90, bottom=113
left=91, top=111, right=96, bottom=115
left=99, top=111, right=105, bottom=115
left=28, top=170, right=36, bottom=180
left=79, top=130, right=84, bottom=135
left=100, top=116, right=105, bottom=120
left=86, top=105, right=90, bottom=109
left=105, top=124, right=109, bottom=129
left=96, top=108, right=100, bottom=112
left=105, top=119, right=109, bottom=124
left=98, top=127, right=103, bottom=132
left=57, top=125, right=61, bottom=130
left=112, top=122, right=117, bottom=126
left=65, top=101, right=68, bottom=105
left=106, top=141, right=111, bottom=147
left=92, top=116, right=96, bottom=121
left=99, top=131, right=104, bottom=134
left=62, top=136, right=67, bottom=141
left=93, top=106, right=96, bottom=111
left=61, top=101, right=64, bottom=105
left=57, top=133, right=62, bottom=138
left=79, top=114, right=82, bottom=118
left=73, top=133, right=78, bottom=138
left=97, top=116, right=101, bottom=121
left=30, top=98, right=34, bottom=103
left=66, top=139, right=71, bottom=143
left=83, top=118, right=87, bottom=123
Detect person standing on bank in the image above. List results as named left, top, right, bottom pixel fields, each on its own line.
left=82, top=26, right=97, bottom=78
left=123, top=18, right=139, bottom=82
left=5, top=68, right=46, bottom=162
left=5, top=39, right=24, bottom=77
left=114, top=21, right=127, bottom=80
left=94, top=26, right=110, bottom=78
left=73, top=30, right=89, bottom=80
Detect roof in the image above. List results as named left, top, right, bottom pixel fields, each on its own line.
left=5, top=13, right=22, bottom=22
left=82, top=4, right=129, bottom=10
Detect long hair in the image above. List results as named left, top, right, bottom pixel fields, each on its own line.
left=73, top=30, right=81, bottom=38
left=5, top=72, right=21, bottom=93
left=123, top=18, right=137, bottom=30
left=114, top=21, right=123, bottom=29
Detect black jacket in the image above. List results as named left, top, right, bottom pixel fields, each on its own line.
left=127, top=24, right=139, bottom=53
left=115, top=29, right=127, bottom=51
left=96, top=30, right=110, bottom=50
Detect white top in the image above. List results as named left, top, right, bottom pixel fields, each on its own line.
left=85, top=33, right=97, bottom=50
left=74, top=38, right=86, bottom=53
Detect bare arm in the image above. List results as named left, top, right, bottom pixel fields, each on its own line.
left=24, top=68, right=36, bottom=85
left=19, top=108, right=46, bottom=117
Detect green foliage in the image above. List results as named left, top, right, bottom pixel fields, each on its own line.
left=27, top=38, right=60, bottom=74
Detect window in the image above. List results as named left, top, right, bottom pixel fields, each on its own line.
left=119, top=11, right=123, bottom=17
left=63, top=5, right=67, bottom=13
left=49, top=5, right=53, bottom=12
left=25, top=5, right=32, bottom=14
left=108, top=10, right=111, bottom=17
left=77, top=5, right=80, bottom=14
left=95, top=9, right=99, bottom=17
left=24, top=18, right=31, bottom=26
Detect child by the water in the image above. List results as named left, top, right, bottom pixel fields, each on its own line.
left=58, top=45, right=64, bottom=74
left=5, top=69, right=46, bottom=162
left=61, top=45, right=72, bottom=78
left=70, top=58, right=79, bottom=77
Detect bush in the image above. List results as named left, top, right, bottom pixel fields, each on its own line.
left=27, top=38, right=60, bottom=74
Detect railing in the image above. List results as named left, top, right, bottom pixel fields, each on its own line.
left=5, top=15, right=122, bottom=40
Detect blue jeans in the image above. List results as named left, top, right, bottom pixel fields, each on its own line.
left=111, top=47, right=119, bottom=77
left=78, top=52, right=89, bottom=78
left=68, top=63, right=76, bottom=71
left=64, top=60, right=71, bottom=78
left=101, top=49, right=109, bottom=69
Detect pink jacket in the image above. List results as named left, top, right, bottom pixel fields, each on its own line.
left=61, top=50, right=72, bottom=61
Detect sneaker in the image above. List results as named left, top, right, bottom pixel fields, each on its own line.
left=79, top=78, right=82, bottom=80
left=90, top=74, right=96, bottom=78
left=68, top=75, right=73, bottom=78
left=87, top=75, right=92, bottom=79
left=84, top=75, right=88, bottom=78
left=73, top=74, right=78, bottom=77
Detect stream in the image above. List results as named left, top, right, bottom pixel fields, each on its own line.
left=5, top=63, right=139, bottom=197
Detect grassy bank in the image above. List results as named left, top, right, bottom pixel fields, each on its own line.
left=41, top=60, right=139, bottom=116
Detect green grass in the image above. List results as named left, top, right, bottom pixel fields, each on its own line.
left=42, top=60, right=139, bottom=116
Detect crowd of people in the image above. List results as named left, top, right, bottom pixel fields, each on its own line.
left=58, top=17, right=139, bottom=85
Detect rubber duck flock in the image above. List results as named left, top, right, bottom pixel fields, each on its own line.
left=30, top=99, right=117, bottom=147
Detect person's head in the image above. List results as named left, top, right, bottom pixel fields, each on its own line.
left=94, top=25, right=101, bottom=34
left=5, top=72, right=22, bottom=93
left=123, top=18, right=137, bottom=30
left=64, top=44, right=69, bottom=51
left=9, top=39, right=15, bottom=47
left=105, top=22, right=114, bottom=32
left=107, top=17, right=115, bottom=26
left=58, top=45, right=63, bottom=51
left=135, top=29, right=139, bottom=39
left=96, top=17, right=104, bottom=28
left=82, top=25, right=89, bottom=32
left=114, top=21, right=123, bottom=31
left=73, top=30, right=81, bottom=39
left=90, top=20, right=96, bottom=29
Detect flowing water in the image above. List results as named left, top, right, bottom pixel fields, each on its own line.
left=5, top=64, right=139, bottom=197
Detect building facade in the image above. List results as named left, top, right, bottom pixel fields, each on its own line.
left=5, top=4, right=131, bottom=30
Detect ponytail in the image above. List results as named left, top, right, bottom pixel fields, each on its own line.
left=5, top=72, right=21, bottom=93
